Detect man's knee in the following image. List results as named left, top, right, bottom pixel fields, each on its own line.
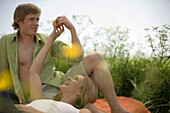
left=83, top=53, right=104, bottom=64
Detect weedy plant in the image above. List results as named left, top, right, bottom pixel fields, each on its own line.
left=132, top=24, right=170, bottom=113
left=44, top=15, right=169, bottom=113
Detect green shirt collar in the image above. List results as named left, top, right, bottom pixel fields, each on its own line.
left=10, top=31, right=42, bottom=45
left=10, top=32, right=17, bottom=43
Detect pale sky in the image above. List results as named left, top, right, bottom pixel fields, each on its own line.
left=1, top=0, right=170, bottom=33
left=0, top=0, right=170, bottom=55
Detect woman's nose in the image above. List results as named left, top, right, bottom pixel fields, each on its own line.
left=68, top=77, right=72, bottom=81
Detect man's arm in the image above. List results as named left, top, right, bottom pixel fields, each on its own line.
left=56, top=16, right=83, bottom=58
left=29, top=25, right=64, bottom=101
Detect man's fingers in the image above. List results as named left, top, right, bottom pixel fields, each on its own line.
left=15, top=104, right=26, bottom=111
left=57, top=16, right=68, bottom=26
left=56, top=16, right=66, bottom=24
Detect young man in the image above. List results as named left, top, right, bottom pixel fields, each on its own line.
left=0, top=3, right=129, bottom=113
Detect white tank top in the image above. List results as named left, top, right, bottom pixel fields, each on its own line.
left=26, top=99, right=80, bottom=113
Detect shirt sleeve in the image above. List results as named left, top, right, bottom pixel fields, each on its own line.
left=53, top=101, right=80, bottom=113
left=51, top=40, right=83, bottom=65
left=0, top=36, right=9, bottom=75
left=26, top=99, right=61, bottom=113
left=26, top=99, right=80, bottom=113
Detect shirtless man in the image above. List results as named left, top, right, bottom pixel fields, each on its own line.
left=0, top=3, right=129, bottom=113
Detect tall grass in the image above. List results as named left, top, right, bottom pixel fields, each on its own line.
left=101, top=24, right=170, bottom=113
left=54, top=17, right=169, bottom=112
left=35, top=15, right=169, bottom=113
left=130, top=25, right=170, bottom=113
left=0, top=15, right=169, bottom=113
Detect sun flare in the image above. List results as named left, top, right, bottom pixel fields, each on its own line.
left=0, top=70, right=13, bottom=91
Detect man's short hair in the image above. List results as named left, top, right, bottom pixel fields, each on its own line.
left=12, top=3, right=41, bottom=30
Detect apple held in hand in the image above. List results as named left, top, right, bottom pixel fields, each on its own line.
left=52, top=20, right=59, bottom=28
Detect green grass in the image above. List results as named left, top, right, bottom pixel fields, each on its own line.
left=53, top=24, right=170, bottom=113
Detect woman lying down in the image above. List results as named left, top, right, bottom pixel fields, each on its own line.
left=16, top=75, right=97, bottom=113
left=15, top=25, right=98, bottom=113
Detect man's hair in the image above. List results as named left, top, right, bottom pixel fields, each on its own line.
left=12, top=3, right=41, bottom=30
left=53, top=76, right=98, bottom=109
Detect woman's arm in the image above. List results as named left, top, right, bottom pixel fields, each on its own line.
left=29, top=24, right=64, bottom=101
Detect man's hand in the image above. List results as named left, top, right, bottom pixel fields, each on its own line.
left=15, top=104, right=44, bottom=113
left=53, top=16, right=83, bottom=58
left=56, top=16, right=75, bottom=31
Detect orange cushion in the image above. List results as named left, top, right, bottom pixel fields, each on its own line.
left=93, top=97, right=150, bottom=113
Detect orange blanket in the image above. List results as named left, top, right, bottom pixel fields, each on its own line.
left=93, top=97, right=150, bottom=113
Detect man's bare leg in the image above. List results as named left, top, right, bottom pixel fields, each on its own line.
left=83, top=53, right=129, bottom=113
left=87, top=103, right=105, bottom=113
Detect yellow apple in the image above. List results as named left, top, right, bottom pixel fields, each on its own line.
left=52, top=20, right=59, bottom=28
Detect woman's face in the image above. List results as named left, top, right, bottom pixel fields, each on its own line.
left=60, top=75, right=85, bottom=95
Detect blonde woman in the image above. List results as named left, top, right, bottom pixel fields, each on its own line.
left=15, top=75, right=97, bottom=113
left=14, top=23, right=98, bottom=113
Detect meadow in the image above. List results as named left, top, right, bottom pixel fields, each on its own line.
left=53, top=16, right=170, bottom=113
left=0, top=15, right=169, bottom=113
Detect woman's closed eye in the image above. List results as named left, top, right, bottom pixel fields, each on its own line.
left=72, top=76, right=78, bottom=81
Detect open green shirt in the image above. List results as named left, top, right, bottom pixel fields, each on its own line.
left=0, top=32, right=83, bottom=103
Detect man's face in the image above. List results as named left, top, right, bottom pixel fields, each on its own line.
left=18, top=13, right=40, bottom=37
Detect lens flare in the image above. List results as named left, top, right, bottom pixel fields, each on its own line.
left=0, top=70, right=13, bottom=91
left=63, top=43, right=82, bottom=59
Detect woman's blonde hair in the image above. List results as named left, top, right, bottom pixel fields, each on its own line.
left=53, top=76, right=98, bottom=108
left=12, top=3, right=41, bottom=30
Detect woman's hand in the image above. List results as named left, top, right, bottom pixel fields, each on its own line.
left=50, top=24, right=64, bottom=41
left=15, top=104, right=44, bottom=113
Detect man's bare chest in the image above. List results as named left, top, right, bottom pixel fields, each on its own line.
left=17, top=43, right=35, bottom=67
